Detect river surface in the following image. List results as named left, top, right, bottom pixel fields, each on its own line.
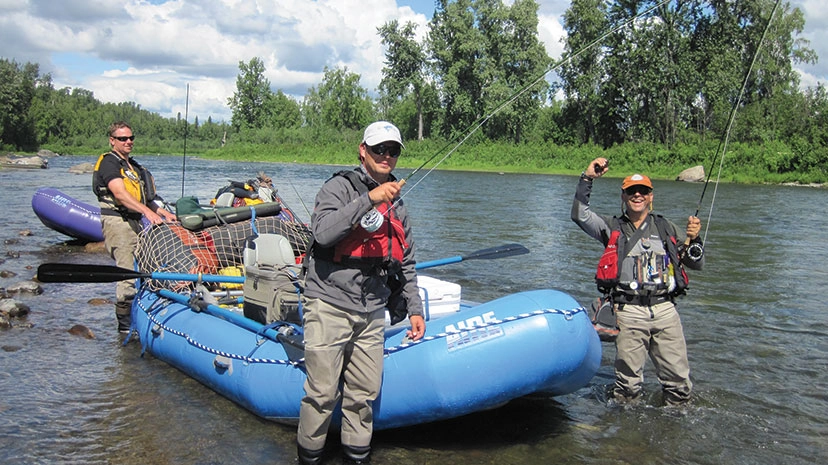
left=1, top=155, right=826, bottom=464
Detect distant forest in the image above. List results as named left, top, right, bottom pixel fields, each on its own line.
left=1, top=0, right=825, bottom=183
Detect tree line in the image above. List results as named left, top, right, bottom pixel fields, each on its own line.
left=2, top=0, right=826, bottom=183
left=0, top=57, right=231, bottom=155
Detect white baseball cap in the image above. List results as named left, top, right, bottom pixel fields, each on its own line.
left=363, top=121, right=404, bottom=148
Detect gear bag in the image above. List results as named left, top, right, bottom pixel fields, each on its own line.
left=243, top=263, right=304, bottom=325
left=242, top=233, right=303, bottom=324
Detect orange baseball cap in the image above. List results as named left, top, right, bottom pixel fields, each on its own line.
left=621, top=173, right=653, bottom=190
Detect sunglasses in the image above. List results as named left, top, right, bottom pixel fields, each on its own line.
left=111, top=135, right=135, bottom=142
left=623, top=185, right=653, bottom=196
left=368, top=143, right=401, bottom=158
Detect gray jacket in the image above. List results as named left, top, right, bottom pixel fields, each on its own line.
left=303, top=166, right=424, bottom=317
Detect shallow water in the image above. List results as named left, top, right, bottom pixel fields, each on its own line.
left=1, top=155, right=826, bottom=464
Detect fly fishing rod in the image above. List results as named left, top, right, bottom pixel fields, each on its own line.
left=180, top=83, right=190, bottom=198
left=684, top=0, right=782, bottom=260
left=396, top=0, right=673, bottom=199
left=355, top=0, right=670, bottom=233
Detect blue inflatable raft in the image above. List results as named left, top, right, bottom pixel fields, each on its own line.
left=132, top=285, right=601, bottom=430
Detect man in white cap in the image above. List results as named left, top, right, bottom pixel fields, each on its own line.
left=297, top=121, right=426, bottom=464
left=571, top=157, right=704, bottom=406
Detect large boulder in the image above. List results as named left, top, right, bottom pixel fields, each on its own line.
left=37, top=149, right=60, bottom=158
left=69, top=162, right=95, bottom=174
left=676, top=165, right=705, bottom=183
left=0, top=155, right=48, bottom=169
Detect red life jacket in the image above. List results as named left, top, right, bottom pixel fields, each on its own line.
left=333, top=199, right=407, bottom=265
left=314, top=170, right=409, bottom=269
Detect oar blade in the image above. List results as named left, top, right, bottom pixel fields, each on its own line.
left=463, top=243, right=529, bottom=261
left=414, top=244, right=529, bottom=271
left=37, top=263, right=146, bottom=283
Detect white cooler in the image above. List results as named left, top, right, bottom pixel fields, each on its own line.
left=385, top=275, right=461, bottom=329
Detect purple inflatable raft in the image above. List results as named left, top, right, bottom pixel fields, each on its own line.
left=32, top=187, right=104, bottom=242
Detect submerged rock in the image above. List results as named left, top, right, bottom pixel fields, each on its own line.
left=7, top=281, right=43, bottom=295
left=68, top=162, right=95, bottom=174
left=0, top=298, right=30, bottom=317
left=84, top=241, right=106, bottom=253
left=68, top=324, right=96, bottom=339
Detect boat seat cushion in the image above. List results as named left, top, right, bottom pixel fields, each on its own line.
left=244, top=233, right=295, bottom=267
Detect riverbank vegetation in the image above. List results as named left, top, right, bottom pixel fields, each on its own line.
left=1, top=0, right=825, bottom=184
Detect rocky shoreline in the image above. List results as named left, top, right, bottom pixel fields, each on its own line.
left=0, top=149, right=60, bottom=170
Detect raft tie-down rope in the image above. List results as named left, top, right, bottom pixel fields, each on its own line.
left=383, top=307, right=584, bottom=354
left=137, top=292, right=586, bottom=362
left=136, top=293, right=303, bottom=367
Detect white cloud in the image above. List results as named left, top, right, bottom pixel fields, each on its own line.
left=0, top=0, right=825, bottom=124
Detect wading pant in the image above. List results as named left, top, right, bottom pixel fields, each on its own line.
left=613, top=300, right=692, bottom=405
left=101, top=215, right=138, bottom=314
left=297, top=297, right=385, bottom=451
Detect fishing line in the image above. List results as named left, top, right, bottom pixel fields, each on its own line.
left=180, top=83, right=190, bottom=198
left=693, top=0, right=782, bottom=246
left=287, top=177, right=312, bottom=221
left=397, top=0, right=672, bottom=202
left=338, top=0, right=670, bottom=235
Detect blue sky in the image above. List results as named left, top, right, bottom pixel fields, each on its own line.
left=0, top=1, right=824, bottom=123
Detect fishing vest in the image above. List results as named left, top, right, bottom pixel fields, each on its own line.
left=595, top=214, right=688, bottom=297
left=312, top=170, right=408, bottom=269
left=93, top=152, right=157, bottom=215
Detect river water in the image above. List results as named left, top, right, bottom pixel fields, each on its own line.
left=1, top=155, right=826, bottom=465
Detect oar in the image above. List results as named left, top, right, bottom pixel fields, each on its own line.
left=36, top=263, right=246, bottom=284
left=415, top=243, right=529, bottom=270
left=37, top=243, right=529, bottom=283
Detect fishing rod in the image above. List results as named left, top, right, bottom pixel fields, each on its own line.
left=686, top=0, right=782, bottom=258
left=180, top=83, right=190, bottom=198
left=396, top=0, right=673, bottom=200
left=355, top=0, right=672, bottom=233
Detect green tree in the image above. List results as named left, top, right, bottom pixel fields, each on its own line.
left=378, top=20, right=429, bottom=140
left=228, top=57, right=273, bottom=131
left=0, top=59, right=39, bottom=150
left=303, top=66, right=373, bottom=133
left=559, top=0, right=607, bottom=145
left=267, top=90, right=302, bottom=130
left=477, top=0, right=550, bottom=143
left=428, top=0, right=486, bottom=139
left=428, top=0, right=549, bottom=143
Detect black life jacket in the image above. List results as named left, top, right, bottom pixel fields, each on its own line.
left=595, top=214, right=688, bottom=297
left=93, top=152, right=158, bottom=213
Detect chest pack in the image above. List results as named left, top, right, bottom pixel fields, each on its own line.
left=595, top=215, right=688, bottom=297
